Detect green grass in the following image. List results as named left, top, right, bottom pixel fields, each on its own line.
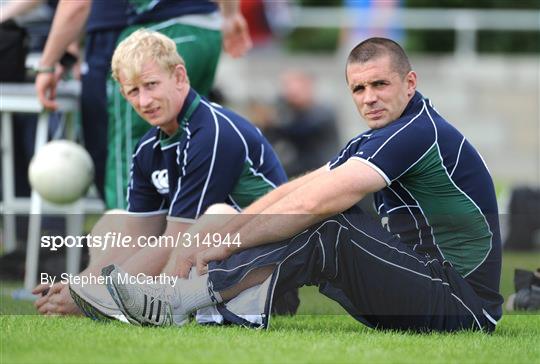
left=2, top=314, right=539, bottom=364
left=1, top=252, right=539, bottom=364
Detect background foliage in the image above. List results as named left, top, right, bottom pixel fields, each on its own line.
left=286, top=0, right=540, bottom=54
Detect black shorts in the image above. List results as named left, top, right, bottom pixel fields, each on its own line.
left=208, top=206, right=499, bottom=332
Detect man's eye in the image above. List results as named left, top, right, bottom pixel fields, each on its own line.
left=128, top=89, right=138, bottom=96
left=353, top=85, right=364, bottom=93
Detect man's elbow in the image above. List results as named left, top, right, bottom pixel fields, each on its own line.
left=299, top=198, right=320, bottom=215
left=303, top=192, right=365, bottom=216
left=299, top=196, right=339, bottom=216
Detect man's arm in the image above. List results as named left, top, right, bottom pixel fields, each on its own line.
left=35, top=0, right=91, bottom=110
left=240, top=160, right=386, bottom=246
left=116, top=219, right=192, bottom=276
left=169, top=167, right=327, bottom=277
left=217, top=0, right=252, bottom=58
left=196, top=160, right=387, bottom=272
left=245, top=166, right=327, bottom=214
left=216, top=166, right=328, bottom=235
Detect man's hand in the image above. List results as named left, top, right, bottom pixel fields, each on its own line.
left=171, top=248, right=199, bottom=279
left=33, top=282, right=80, bottom=315
left=196, top=245, right=234, bottom=276
left=35, top=72, right=58, bottom=110
left=222, top=12, right=252, bottom=58
left=32, top=283, right=51, bottom=297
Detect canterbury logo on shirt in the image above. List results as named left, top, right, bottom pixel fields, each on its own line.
left=151, top=169, right=169, bottom=194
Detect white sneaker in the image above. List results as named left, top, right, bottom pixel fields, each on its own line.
left=102, top=265, right=188, bottom=327
left=69, top=282, right=129, bottom=323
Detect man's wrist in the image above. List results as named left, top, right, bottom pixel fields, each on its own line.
left=34, top=65, right=55, bottom=74
left=226, top=244, right=239, bottom=255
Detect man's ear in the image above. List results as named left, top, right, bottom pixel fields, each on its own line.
left=407, top=71, right=417, bottom=96
left=173, top=64, right=187, bottom=85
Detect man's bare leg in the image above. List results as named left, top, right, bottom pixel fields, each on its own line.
left=33, top=210, right=160, bottom=314
left=34, top=204, right=237, bottom=315
left=103, top=204, right=280, bottom=324
left=162, top=204, right=238, bottom=276
left=116, top=203, right=238, bottom=277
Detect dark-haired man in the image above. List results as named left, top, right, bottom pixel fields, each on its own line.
left=108, top=38, right=503, bottom=332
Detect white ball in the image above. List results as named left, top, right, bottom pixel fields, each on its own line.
left=28, top=140, right=94, bottom=204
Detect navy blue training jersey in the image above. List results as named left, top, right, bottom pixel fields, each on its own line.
left=86, top=0, right=129, bottom=33
left=127, top=89, right=287, bottom=219
left=328, top=91, right=503, bottom=320
left=126, top=0, right=218, bottom=25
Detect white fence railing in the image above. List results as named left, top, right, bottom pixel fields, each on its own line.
left=293, top=7, right=540, bottom=57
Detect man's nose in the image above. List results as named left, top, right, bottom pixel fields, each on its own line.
left=139, top=89, right=152, bottom=108
left=363, top=87, right=377, bottom=104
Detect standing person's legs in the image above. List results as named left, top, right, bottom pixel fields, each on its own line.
left=81, top=30, right=122, bottom=200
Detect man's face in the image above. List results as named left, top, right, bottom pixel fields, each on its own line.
left=346, top=55, right=416, bottom=129
left=119, top=61, right=187, bottom=135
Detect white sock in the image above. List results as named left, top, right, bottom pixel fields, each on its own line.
left=173, top=274, right=222, bottom=313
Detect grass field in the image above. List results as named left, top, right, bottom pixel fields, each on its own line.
left=1, top=252, right=539, bottom=364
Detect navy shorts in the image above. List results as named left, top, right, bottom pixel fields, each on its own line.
left=208, top=206, right=498, bottom=332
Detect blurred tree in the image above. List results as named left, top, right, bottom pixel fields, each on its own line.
left=300, top=0, right=342, bottom=6
left=285, top=0, right=342, bottom=53
left=285, top=0, right=539, bottom=54
left=405, top=0, right=540, bottom=54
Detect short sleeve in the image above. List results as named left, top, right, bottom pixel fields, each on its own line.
left=127, top=153, right=166, bottom=213
left=327, top=120, right=436, bottom=185
left=352, top=121, right=436, bottom=184
left=169, top=121, right=245, bottom=219
left=328, top=133, right=370, bottom=170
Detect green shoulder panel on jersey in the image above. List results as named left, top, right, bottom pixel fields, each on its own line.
left=159, top=129, right=181, bottom=148
left=401, top=144, right=492, bottom=276
left=230, top=162, right=275, bottom=208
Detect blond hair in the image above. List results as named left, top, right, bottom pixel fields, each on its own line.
left=111, top=29, right=185, bottom=83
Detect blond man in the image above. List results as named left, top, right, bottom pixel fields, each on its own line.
left=33, top=29, right=290, bottom=318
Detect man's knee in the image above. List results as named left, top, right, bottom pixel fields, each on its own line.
left=185, top=204, right=238, bottom=235
left=204, top=203, right=237, bottom=215
left=89, top=209, right=129, bottom=263
left=92, top=209, right=128, bottom=233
